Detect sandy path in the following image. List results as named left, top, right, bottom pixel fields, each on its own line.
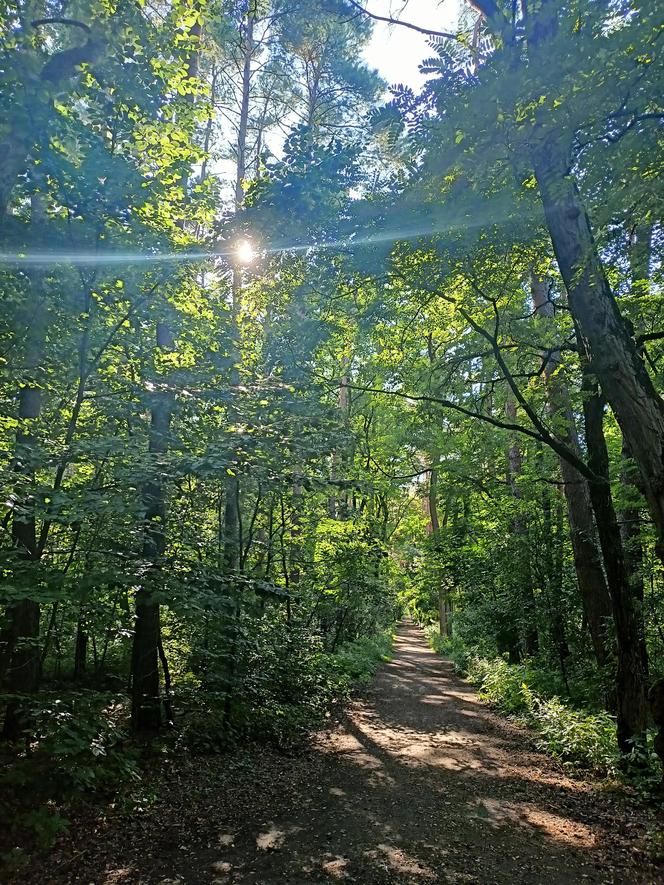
left=33, top=621, right=661, bottom=884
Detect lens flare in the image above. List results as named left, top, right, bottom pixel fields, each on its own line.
left=0, top=211, right=515, bottom=268
left=236, top=240, right=256, bottom=265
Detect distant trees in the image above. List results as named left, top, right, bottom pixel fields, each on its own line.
left=0, top=0, right=394, bottom=746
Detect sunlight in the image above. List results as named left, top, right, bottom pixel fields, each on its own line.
left=235, top=239, right=256, bottom=265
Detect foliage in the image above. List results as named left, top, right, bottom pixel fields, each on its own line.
left=0, top=691, right=138, bottom=856
left=468, top=655, right=664, bottom=782
left=1, top=0, right=664, bottom=867
left=425, top=625, right=662, bottom=782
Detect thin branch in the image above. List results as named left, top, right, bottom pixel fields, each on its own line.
left=344, top=0, right=458, bottom=40
left=638, top=330, right=664, bottom=345
left=343, top=380, right=597, bottom=482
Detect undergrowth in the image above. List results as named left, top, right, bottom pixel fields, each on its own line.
left=423, top=624, right=662, bottom=788
left=0, top=627, right=393, bottom=871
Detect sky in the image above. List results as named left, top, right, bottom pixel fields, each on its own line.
left=362, top=0, right=461, bottom=91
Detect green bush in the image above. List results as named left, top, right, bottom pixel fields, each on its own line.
left=176, top=618, right=394, bottom=751
left=1, top=691, right=138, bottom=796
left=0, top=691, right=139, bottom=856
left=423, top=624, right=471, bottom=674
left=327, top=631, right=393, bottom=686
left=525, top=690, right=618, bottom=772
left=466, top=655, right=662, bottom=779
left=423, top=628, right=661, bottom=781
left=465, top=654, right=621, bottom=772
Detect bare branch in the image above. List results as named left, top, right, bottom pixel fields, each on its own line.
left=344, top=0, right=458, bottom=41
left=32, top=17, right=91, bottom=32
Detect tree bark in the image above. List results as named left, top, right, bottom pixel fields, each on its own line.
left=73, top=614, right=88, bottom=681
left=222, top=10, right=255, bottom=573
left=504, top=398, right=539, bottom=657
left=582, top=374, right=649, bottom=752
left=131, top=325, right=172, bottom=734
left=532, top=136, right=664, bottom=566
left=531, top=273, right=613, bottom=665
left=2, top=194, right=47, bottom=740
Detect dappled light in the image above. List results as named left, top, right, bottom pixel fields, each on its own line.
left=2, top=0, right=663, bottom=881
left=76, top=624, right=659, bottom=883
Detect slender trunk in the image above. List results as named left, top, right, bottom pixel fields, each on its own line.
left=222, top=472, right=241, bottom=572
left=157, top=628, right=173, bottom=726
left=531, top=273, right=613, bottom=665
left=131, top=324, right=173, bottom=734
left=582, top=374, right=649, bottom=752
left=2, top=194, right=47, bottom=740
left=428, top=468, right=440, bottom=534
left=552, top=493, right=572, bottom=691
left=428, top=468, right=453, bottom=637
left=538, top=443, right=570, bottom=682
left=620, top=443, right=646, bottom=612
left=73, top=615, right=88, bottom=681
left=279, top=496, right=292, bottom=622
left=505, top=399, right=538, bottom=657
left=615, top=225, right=652, bottom=616
left=235, top=15, right=254, bottom=210
left=290, top=475, right=303, bottom=586
left=223, top=13, right=254, bottom=572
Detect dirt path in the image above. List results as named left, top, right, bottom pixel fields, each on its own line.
left=34, top=622, right=662, bottom=884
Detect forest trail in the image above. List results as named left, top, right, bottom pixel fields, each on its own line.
left=40, top=622, right=659, bottom=885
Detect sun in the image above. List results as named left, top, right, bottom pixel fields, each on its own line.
left=236, top=239, right=256, bottom=265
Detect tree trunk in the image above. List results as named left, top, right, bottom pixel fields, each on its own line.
left=582, top=374, right=649, bottom=752
left=620, top=443, right=646, bottom=616
left=234, top=15, right=254, bottom=210
left=427, top=467, right=453, bottom=637
left=531, top=273, right=613, bottom=665
left=2, top=194, right=47, bottom=740
left=505, top=399, right=538, bottom=656
left=532, top=136, right=664, bottom=566
left=131, top=325, right=172, bottom=734
left=222, top=11, right=254, bottom=573
left=73, top=614, right=88, bottom=682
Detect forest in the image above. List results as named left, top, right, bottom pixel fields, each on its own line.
left=1, top=0, right=664, bottom=881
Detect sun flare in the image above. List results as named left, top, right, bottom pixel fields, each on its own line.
left=236, top=239, right=256, bottom=265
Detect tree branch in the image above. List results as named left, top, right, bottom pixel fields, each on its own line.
left=344, top=0, right=458, bottom=41
left=343, top=380, right=597, bottom=482
left=32, top=17, right=91, bottom=33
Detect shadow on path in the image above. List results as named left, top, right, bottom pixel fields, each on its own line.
left=44, top=621, right=663, bottom=885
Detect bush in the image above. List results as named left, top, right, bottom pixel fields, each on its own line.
left=424, top=628, right=662, bottom=781
left=176, top=617, right=394, bottom=751
left=0, top=691, right=139, bottom=858
left=525, top=691, right=618, bottom=772
left=466, top=655, right=662, bottom=779
left=326, top=630, right=393, bottom=687
left=465, top=654, right=622, bottom=772
left=423, top=624, right=471, bottom=674
left=1, top=691, right=138, bottom=796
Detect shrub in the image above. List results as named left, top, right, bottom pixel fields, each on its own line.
left=525, top=691, right=619, bottom=772
left=424, top=628, right=662, bottom=781
left=466, top=655, right=661, bottom=779
left=0, top=691, right=139, bottom=857
left=423, top=625, right=470, bottom=674
left=327, top=631, right=393, bottom=686
left=176, top=619, right=394, bottom=751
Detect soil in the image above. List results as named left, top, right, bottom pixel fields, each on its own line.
left=24, top=621, right=664, bottom=884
